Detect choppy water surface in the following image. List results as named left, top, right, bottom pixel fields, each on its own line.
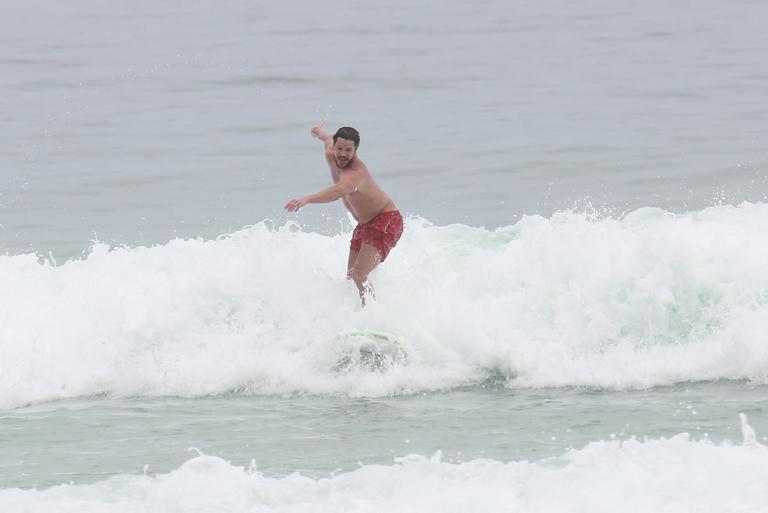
left=2, top=0, right=768, bottom=257
left=2, top=383, right=766, bottom=490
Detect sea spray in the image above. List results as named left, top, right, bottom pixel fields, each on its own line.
left=2, top=203, right=768, bottom=407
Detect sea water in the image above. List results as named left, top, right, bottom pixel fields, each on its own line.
left=2, top=0, right=768, bottom=512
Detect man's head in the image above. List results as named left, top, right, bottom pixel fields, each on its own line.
left=333, top=127, right=360, bottom=147
left=332, top=127, right=360, bottom=168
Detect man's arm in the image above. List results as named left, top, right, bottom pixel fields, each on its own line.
left=311, top=122, right=333, bottom=149
left=311, top=122, right=338, bottom=180
left=284, top=170, right=359, bottom=212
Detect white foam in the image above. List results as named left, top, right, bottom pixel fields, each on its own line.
left=1, top=429, right=767, bottom=513
left=2, top=203, right=768, bottom=407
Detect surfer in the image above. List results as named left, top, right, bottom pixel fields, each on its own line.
left=285, top=123, right=403, bottom=305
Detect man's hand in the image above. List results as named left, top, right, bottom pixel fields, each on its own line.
left=311, top=121, right=332, bottom=146
left=310, top=121, right=325, bottom=139
left=285, top=197, right=308, bottom=212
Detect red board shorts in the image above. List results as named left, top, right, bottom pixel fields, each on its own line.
left=350, top=210, right=404, bottom=262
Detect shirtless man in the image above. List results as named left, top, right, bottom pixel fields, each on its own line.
left=285, top=123, right=403, bottom=305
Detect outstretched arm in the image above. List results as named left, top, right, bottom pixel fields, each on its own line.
left=285, top=169, right=359, bottom=212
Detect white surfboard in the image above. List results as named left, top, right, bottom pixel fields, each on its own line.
left=333, top=330, right=407, bottom=373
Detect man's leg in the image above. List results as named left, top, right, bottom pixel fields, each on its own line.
left=346, top=248, right=359, bottom=279
left=349, top=243, right=381, bottom=306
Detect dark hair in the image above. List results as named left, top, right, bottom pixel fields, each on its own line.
left=333, top=127, right=360, bottom=148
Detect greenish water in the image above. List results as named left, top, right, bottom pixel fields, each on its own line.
left=2, top=381, right=765, bottom=490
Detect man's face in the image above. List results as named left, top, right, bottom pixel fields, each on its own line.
left=333, top=138, right=357, bottom=168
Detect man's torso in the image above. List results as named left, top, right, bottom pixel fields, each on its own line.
left=326, top=152, right=396, bottom=224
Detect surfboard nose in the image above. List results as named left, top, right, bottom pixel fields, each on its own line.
left=333, top=331, right=407, bottom=373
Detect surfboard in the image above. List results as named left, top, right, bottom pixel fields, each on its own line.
left=333, top=330, right=407, bottom=373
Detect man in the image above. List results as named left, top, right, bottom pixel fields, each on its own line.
left=285, top=123, right=403, bottom=305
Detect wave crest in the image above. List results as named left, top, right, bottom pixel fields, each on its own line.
left=2, top=203, right=768, bottom=407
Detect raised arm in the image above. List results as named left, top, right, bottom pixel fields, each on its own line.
left=310, top=122, right=333, bottom=149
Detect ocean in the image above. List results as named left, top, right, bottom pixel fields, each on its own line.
left=2, top=0, right=768, bottom=511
